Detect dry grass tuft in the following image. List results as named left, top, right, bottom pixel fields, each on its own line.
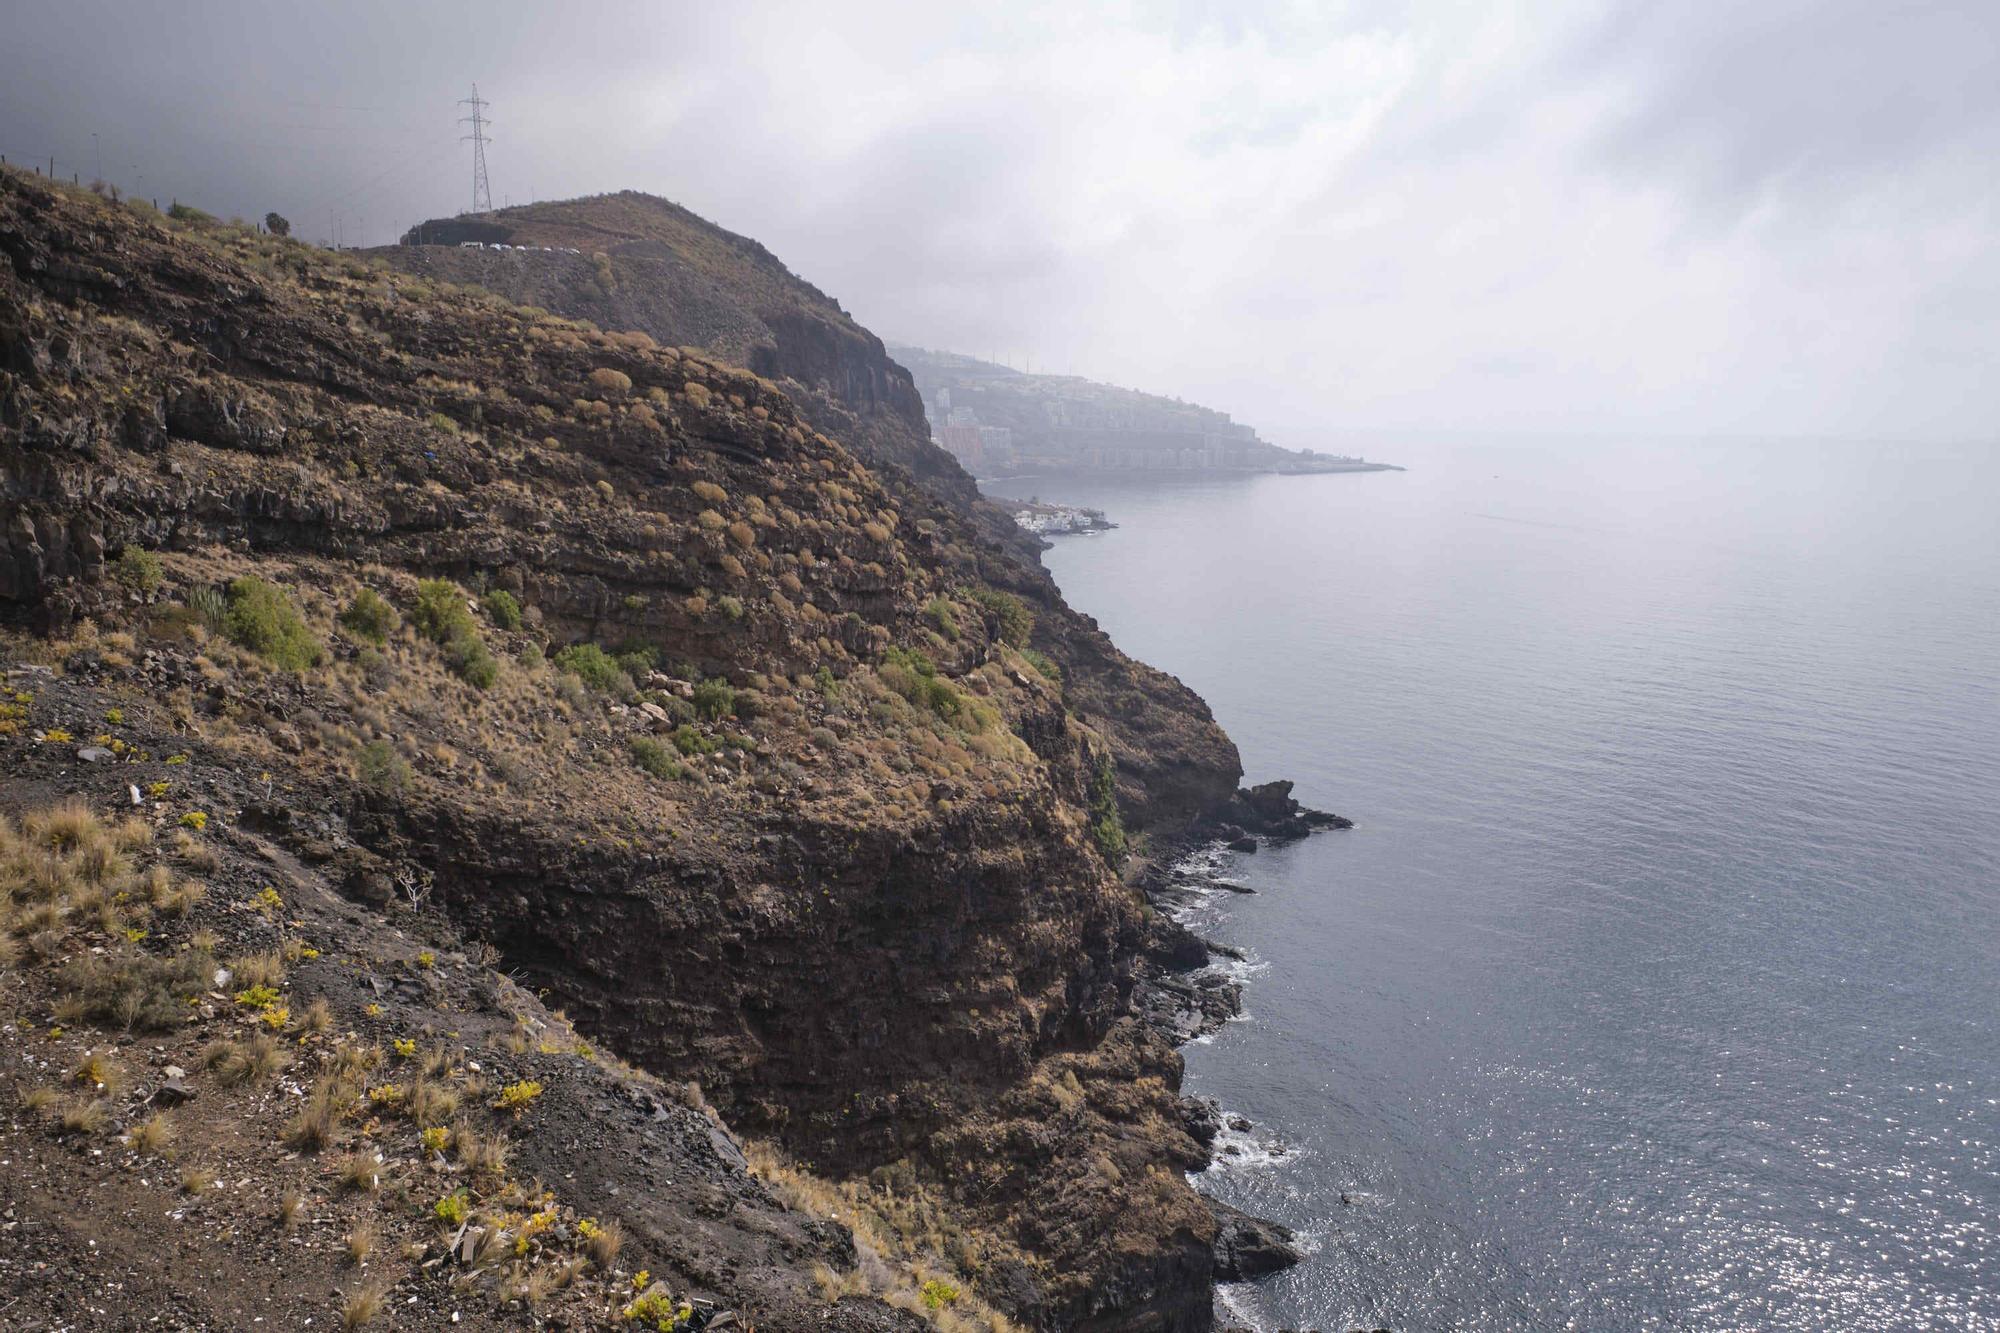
left=283, top=1076, right=356, bottom=1152
left=180, top=1165, right=216, bottom=1195
left=295, top=997, right=334, bottom=1035
left=403, top=1077, right=459, bottom=1128
left=144, top=865, right=205, bottom=916
left=327, top=1041, right=380, bottom=1080
left=813, top=1260, right=870, bottom=1302
left=465, top=1223, right=511, bottom=1270
left=340, top=1280, right=387, bottom=1328
left=505, top=1261, right=563, bottom=1308
left=204, top=1032, right=291, bottom=1085
left=278, top=1188, right=305, bottom=1231
left=126, top=1111, right=175, bottom=1157
left=58, top=947, right=212, bottom=1031
left=336, top=1149, right=384, bottom=1194
left=71, top=1050, right=123, bottom=1095
left=58, top=1097, right=109, bottom=1136
left=454, top=1123, right=512, bottom=1181
left=229, top=950, right=286, bottom=990
left=584, top=1217, right=623, bottom=1269
left=345, top=1221, right=378, bottom=1266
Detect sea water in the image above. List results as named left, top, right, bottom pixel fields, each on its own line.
left=997, top=437, right=2000, bottom=1330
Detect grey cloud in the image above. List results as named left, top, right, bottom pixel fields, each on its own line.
left=1575, top=1, right=2000, bottom=212
left=0, top=0, right=1993, bottom=442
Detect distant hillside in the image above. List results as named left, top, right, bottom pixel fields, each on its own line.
left=892, top=345, right=1392, bottom=477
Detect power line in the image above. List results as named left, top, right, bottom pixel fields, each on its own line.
left=458, top=84, right=491, bottom=214
left=292, top=135, right=457, bottom=225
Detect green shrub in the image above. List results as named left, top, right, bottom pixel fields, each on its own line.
left=167, top=202, right=214, bottom=224
left=1021, top=647, right=1062, bottom=688
left=554, top=644, right=634, bottom=698
left=923, top=597, right=959, bottom=641
left=691, top=678, right=735, bottom=721
left=187, top=584, right=227, bottom=632
left=671, top=724, right=718, bottom=757
left=967, top=586, right=1034, bottom=647
left=112, top=546, right=164, bottom=595
left=409, top=580, right=496, bottom=688
left=410, top=580, right=476, bottom=642
left=481, top=588, right=522, bottom=631
left=445, top=634, right=499, bottom=689
left=880, top=646, right=959, bottom=719
left=628, top=735, right=681, bottom=780
left=613, top=642, right=658, bottom=681
left=642, top=692, right=691, bottom=724
left=225, top=577, right=322, bottom=671
left=357, top=740, right=411, bottom=794
left=338, top=588, right=398, bottom=643
left=1088, top=754, right=1127, bottom=869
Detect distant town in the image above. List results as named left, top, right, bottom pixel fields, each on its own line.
left=1007, top=499, right=1116, bottom=536
left=892, top=345, right=1399, bottom=479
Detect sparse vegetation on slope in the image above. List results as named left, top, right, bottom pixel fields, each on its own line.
left=0, top=164, right=1249, bottom=1331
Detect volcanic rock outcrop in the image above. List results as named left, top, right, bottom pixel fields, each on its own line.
left=0, top=167, right=1323, bottom=1329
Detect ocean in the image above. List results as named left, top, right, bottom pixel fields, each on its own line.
left=990, top=437, right=2000, bottom=1331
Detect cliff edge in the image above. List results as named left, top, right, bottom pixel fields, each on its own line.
left=0, top=167, right=1302, bottom=1330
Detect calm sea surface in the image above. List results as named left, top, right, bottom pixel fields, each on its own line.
left=990, top=438, right=2000, bottom=1332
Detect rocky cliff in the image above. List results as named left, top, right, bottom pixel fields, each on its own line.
left=377, top=193, right=1240, bottom=833
left=0, top=167, right=1284, bottom=1329
left=393, top=193, right=946, bottom=495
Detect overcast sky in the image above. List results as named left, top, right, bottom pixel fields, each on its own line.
left=3, top=1, right=1994, bottom=445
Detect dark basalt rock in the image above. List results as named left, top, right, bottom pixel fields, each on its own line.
left=1215, top=778, right=1353, bottom=842
left=1181, top=1096, right=1222, bottom=1149
left=1205, top=1195, right=1304, bottom=1281
left=1147, top=916, right=1212, bottom=973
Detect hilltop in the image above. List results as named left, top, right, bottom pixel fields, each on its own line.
left=391, top=192, right=945, bottom=496
left=0, top=169, right=1341, bottom=1329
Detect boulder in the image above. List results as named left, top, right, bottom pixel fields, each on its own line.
left=1180, top=1097, right=1221, bottom=1148
left=1206, top=1196, right=1303, bottom=1281
left=150, top=1076, right=195, bottom=1107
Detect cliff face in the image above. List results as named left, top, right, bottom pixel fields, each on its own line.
left=378, top=193, right=1241, bottom=833
left=0, top=669, right=912, bottom=1332
left=0, top=169, right=1230, bottom=1329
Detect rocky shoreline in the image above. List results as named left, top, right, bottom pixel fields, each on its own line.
left=1133, top=781, right=1353, bottom=1313
left=0, top=165, right=1354, bottom=1331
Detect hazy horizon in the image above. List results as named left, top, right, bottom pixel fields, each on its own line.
left=5, top=1, right=1994, bottom=446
